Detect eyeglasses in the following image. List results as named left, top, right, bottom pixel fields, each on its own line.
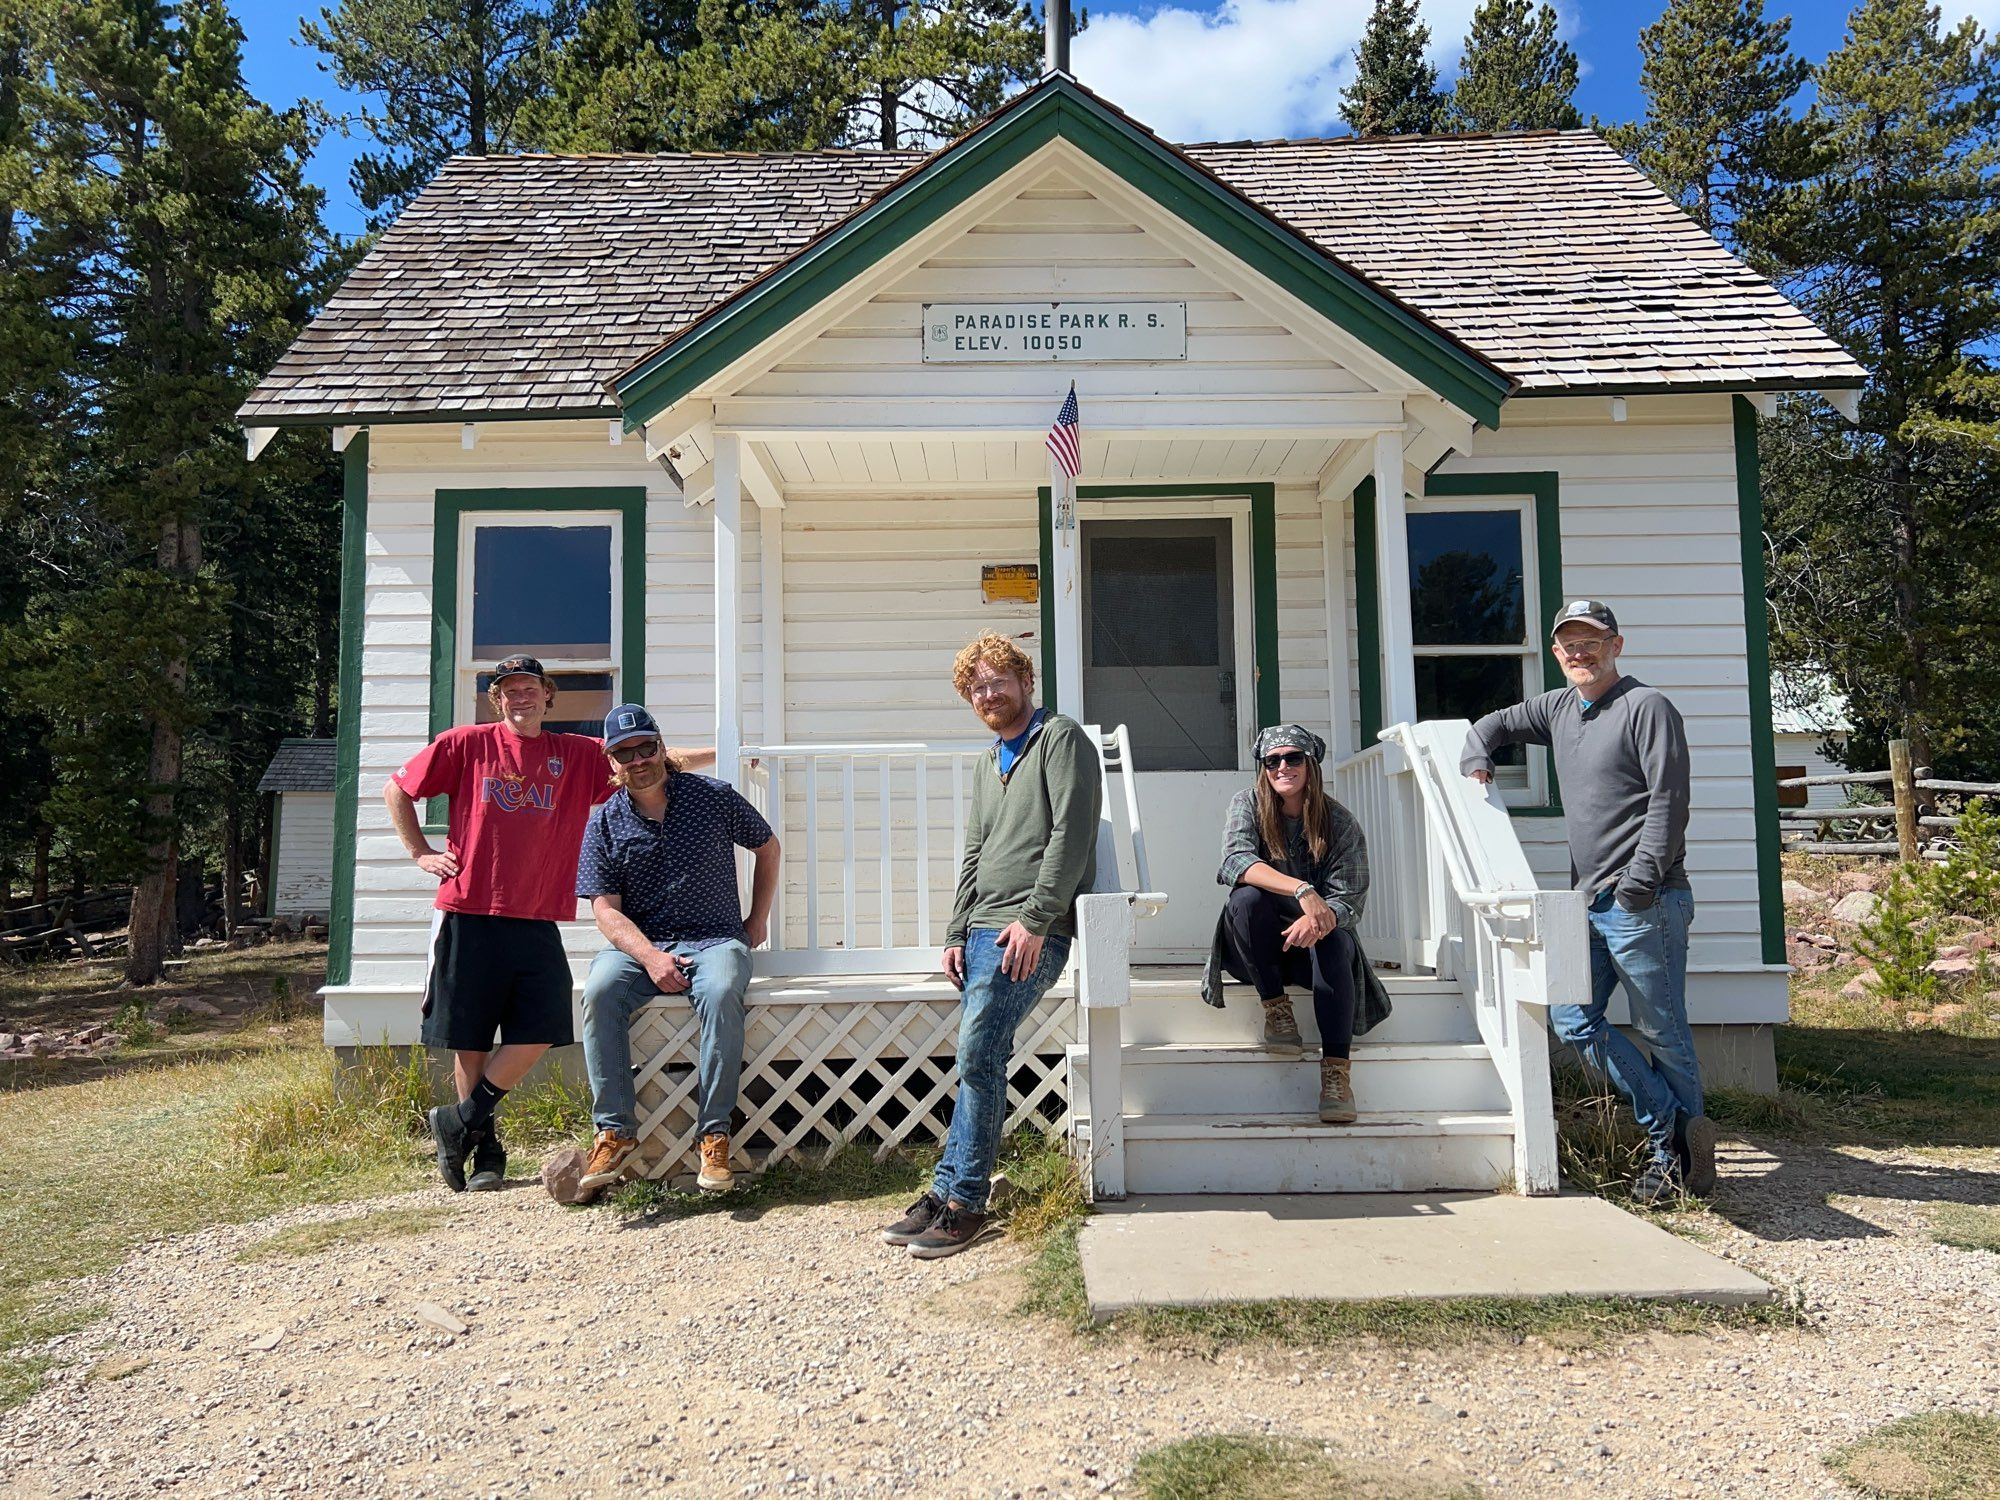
left=1552, top=637, right=1611, bottom=659
left=968, top=678, right=1017, bottom=700
left=1260, top=751, right=1308, bottom=771
left=609, top=739, right=661, bottom=764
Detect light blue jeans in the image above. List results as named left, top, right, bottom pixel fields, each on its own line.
left=1554, top=887, right=1702, bottom=1166
left=581, top=941, right=752, bottom=1139
left=932, top=928, right=1071, bottom=1213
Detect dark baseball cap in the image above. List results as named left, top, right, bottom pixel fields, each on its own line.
left=601, top=702, right=661, bottom=751
left=492, top=654, right=547, bottom=682
left=1549, top=599, right=1619, bottom=637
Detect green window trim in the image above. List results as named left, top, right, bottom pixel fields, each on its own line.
left=614, top=78, right=1508, bottom=432
left=328, top=433, right=369, bottom=988
left=1733, top=397, right=1786, bottom=966
left=1035, top=483, right=1279, bottom=731
left=1354, top=469, right=1564, bottom=811
left=425, top=487, right=649, bottom=831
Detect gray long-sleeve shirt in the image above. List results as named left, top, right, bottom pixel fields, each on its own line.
left=946, top=712, right=1103, bottom=943
left=1458, top=676, right=1691, bottom=909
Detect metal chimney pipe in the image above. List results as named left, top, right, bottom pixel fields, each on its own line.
left=1045, top=0, right=1070, bottom=76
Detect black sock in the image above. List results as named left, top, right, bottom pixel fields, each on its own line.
left=458, top=1077, right=507, bottom=1133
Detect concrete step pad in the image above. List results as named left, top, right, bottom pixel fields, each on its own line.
left=1078, top=1192, right=1772, bottom=1321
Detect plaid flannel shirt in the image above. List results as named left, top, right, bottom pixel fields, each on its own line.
left=1216, top=787, right=1370, bottom=930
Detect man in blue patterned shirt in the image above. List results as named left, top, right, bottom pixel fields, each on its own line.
left=573, top=704, right=780, bottom=1196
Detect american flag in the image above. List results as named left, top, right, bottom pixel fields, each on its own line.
left=1045, top=385, right=1081, bottom=479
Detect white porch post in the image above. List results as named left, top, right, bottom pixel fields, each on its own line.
left=1373, top=425, right=1418, bottom=728
left=759, top=502, right=784, bottom=744
left=714, top=431, right=744, bottom=779
left=1319, top=479, right=1354, bottom=759
left=1049, top=467, right=1083, bottom=715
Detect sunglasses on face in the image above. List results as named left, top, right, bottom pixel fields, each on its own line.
left=1261, top=751, right=1308, bottom=771
left=609, top=739, right=661, bottom=764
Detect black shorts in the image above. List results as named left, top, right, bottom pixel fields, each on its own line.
left=420, top=911, right=575, bottom=1050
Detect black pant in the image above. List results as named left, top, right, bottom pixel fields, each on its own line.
left=1219, top=884, right=1358, bottom=1059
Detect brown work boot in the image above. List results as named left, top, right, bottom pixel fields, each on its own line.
left=1318, top=1057, right=1357, bottom=1124
left=697, top=1132, right=735, bottom=1193
left=579, top=1129, right=638, bottom=1191
left=1260, top=995, right=1303, bottom=1055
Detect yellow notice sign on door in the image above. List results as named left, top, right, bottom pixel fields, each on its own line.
left=981, top=564, right=1040, bottom=604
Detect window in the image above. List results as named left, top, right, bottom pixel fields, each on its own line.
left=1407, top=498, right=1545, bottom=800
left=458, top=515, right=622, bottom=736
left=1777, top=764, right=1808, bottom=809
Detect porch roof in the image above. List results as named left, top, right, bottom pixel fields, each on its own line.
left=240, top=108, right=1864, bottom=428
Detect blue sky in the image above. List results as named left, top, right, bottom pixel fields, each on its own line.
left=243, top=1, right=2000, bottom=240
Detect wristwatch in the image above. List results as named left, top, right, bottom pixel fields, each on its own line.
left=1292, top=882, right=1316, bottom=903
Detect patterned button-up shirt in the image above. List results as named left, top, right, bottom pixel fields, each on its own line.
left=1216, top=788, right=1370, bottom=930
left=575, top=774, right=774, bottom=949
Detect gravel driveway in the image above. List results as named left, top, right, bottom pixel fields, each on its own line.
left=5, top=1134, right=1999, bottom=1499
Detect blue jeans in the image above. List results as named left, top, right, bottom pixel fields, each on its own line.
left=581, top=941, right=752, bottom=1139
left=1554, top=887, right=1701, bottom=1166
left=933, top=928, right=1071, bottom=1213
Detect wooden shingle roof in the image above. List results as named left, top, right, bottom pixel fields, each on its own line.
left=241, top=130, right=1862, bottom=426
left=257, top=738, right=336, bottom=794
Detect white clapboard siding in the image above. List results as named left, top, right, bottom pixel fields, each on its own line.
left=271, top=791, right=334, bottom=916
left=1424, top=394, right=1784, bottom=1023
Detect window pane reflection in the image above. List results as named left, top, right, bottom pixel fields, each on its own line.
left=472, top=525, right=613, bottom=659
left=1408, top=510, right=1524, bottom=647
left=1416, top=656, right=1525, bottom=765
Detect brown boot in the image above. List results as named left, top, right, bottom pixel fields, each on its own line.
left=697, top=1132, right=736, bottom=1193
left=578, top=1128, right=638, bottom=1190
left=1319, top=1057, right=1357, bottom=1124
left=1260, top=995, right=1303, bottom=1055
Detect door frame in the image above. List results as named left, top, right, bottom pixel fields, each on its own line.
left=1037, top=481, right=1280, bottom=740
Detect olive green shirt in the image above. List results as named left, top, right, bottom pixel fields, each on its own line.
left=946, top=712, right=1103, bottom=943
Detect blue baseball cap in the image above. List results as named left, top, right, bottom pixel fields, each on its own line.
left=601, top=703, right=661, bottom=750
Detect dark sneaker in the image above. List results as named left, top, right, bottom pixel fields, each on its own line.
left=427, top=1104, right=471, bottom=1193
left=1260, top=995, right=1304, bottom=1055
left=1631, top=1155, right=1683, bottom=1207
left=880, top=1191, right=945, bottom=1246
left=906, top=1205, right=997, bottom=1260
left=1679, top=1113, right=1718, bottom=1197
left=467, top=1132, right=506, bottom=1192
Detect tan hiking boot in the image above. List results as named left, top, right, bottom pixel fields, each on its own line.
left=1260, top=995, right=1303, bottom=1055
left=579, top=1129, right=638, bottom=1190
left=697, top=1132, right=735, bottom=1193
left=1318, top=1057, right=1357, bottom=1124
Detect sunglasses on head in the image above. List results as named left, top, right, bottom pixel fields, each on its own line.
left=609, top=739, right=661, bottom=764
left=1260, top=751, right=1308, bottom=771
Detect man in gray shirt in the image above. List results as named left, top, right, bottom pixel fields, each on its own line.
left=1460, top=599, right=1715, bottom=1204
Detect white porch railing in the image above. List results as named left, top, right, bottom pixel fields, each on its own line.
left=1340, top=719, right=1586, bottom=1195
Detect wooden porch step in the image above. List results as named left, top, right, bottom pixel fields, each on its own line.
left=1069, top=1041, right=1508, bottom=1115
left=1114, top=1110, right=1517, bottom=1194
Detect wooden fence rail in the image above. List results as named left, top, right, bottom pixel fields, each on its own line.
left=1779, top=738, right=2000, bottom=860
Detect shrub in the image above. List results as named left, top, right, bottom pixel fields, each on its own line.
left=1853, top=864, right=1942, bottom=1009
left=1922, top=796, right=2000, bottom=923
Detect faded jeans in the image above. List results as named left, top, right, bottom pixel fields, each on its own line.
left=581, top=940, right=752, bottom=1139
left=1554, top=887, right=1702, bottom=1166
left=933, top=927, right=1071, bottom=1213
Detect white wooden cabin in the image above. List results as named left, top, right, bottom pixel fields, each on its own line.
left=241, top=77, right=1865, bottom=1197
left=257, top=738, right=335, bottom=921
left=1772, top=670, right=1855, bottom=814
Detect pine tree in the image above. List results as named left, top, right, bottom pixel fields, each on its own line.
left=1339, top=0, right=1444, bottom=136
left=1761, top=0, right=2000, bottom=777
left=1448, top=0, right=1580, bottom=133
left=515, top=0, right=703, bottom=151
left=302, top=0, right=581, bottom=225
left=1607, top=0, right=1810, bottom=265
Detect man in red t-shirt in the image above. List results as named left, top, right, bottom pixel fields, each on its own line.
left=384, top=655, right=713, bottom=1191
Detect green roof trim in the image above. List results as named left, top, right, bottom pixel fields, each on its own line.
left=613, top=77, right=1510, bottom=430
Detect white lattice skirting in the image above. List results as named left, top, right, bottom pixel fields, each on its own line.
left=627, top=984, right=1077, bottom=1177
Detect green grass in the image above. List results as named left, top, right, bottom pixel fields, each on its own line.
left=1827, top=1411, right=2000, bottom=1498
left=1123, top=1435, right=1481, bottom=1499
left=1772, top=1026, right=2000, bottom=1148
left=236, top=1205, right=453, bottom=1263
left=1927, top=1204, right=2000, bottom=1255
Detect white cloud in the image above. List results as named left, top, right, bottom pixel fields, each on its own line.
left=1071, top=0, right=1574, bottom=143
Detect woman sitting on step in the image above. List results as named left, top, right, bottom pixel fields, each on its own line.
left=1199, top=724, right=1392, bottom=1124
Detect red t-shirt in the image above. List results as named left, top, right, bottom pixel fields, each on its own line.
left=391, top=724, right=615, bottom=923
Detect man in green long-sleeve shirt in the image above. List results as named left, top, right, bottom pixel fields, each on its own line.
left=880, top=631, right=1102, bottom=1260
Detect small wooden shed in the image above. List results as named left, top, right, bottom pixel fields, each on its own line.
left=257, top=738, right=335, bottom=920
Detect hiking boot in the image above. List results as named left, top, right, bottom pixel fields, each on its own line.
left=427, top=1104, right=471, bottom=1193
left=467, top=1131, right=507, bottom=1192
left=1318, top=1056, right=1357, bottom=1124
left=1631, top=1155, right=1683, bottom=1207
left=579, top=1129, right=639, bottom=1191
left=1260, top=995, right=1303, bottom=1055
left=696, top=1132, right=735, bottom=1193
left=1679, top=1113, right=1718, bottom=1197
left=880, top=1191, right=945, bottom=1246
left=906, top=1204, right=997, bottom=1260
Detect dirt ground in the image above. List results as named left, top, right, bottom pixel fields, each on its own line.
left=3, top=1126, right=1999, bottom=1499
